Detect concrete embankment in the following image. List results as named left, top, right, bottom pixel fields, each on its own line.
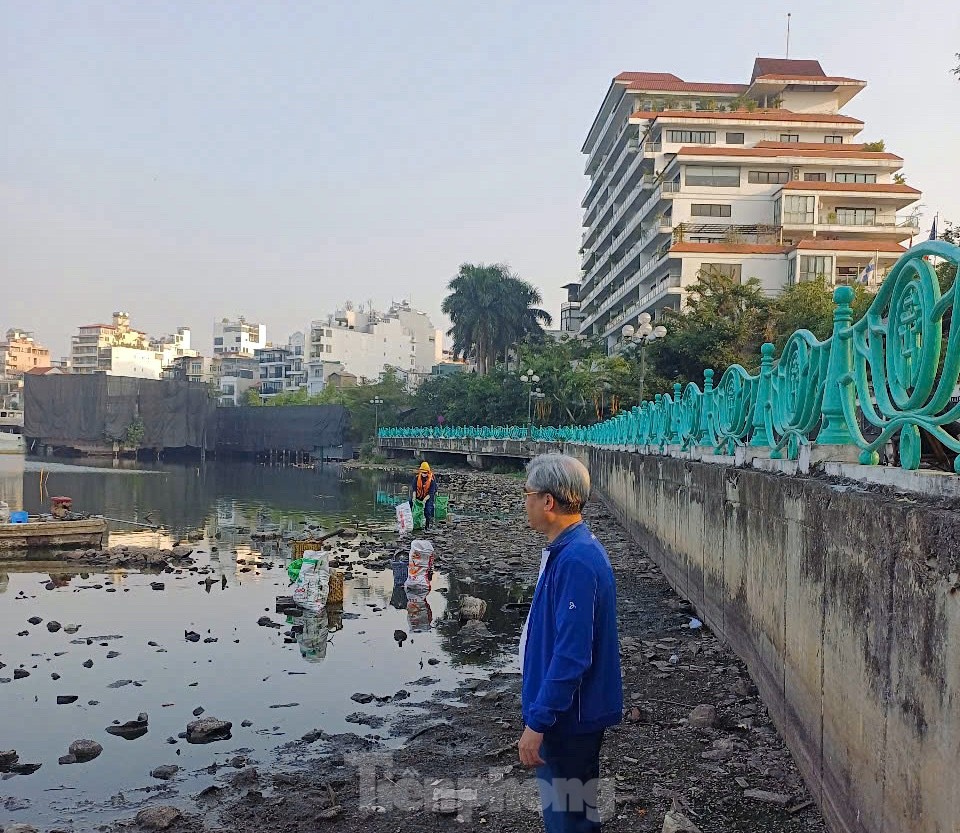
left=575, top=448, right=959, bottom=833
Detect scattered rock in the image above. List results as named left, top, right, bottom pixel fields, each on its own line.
left=150, top=582, right=165, bottom=590
left=3, top=824, right=39, bottom=833
left=150, top=765, right=180, bottom=780
left=743, top=788, right=793, bottom=807
left=0, top=749, right=19, bottom=770
left=687, top=703, right=717, bottom=729
left=56, top=695, right=79, bottom=705
left=106, top=650, right=120, bottom=659
left=65, top=739, right=103, bottom=763
left=108, top=679, right=134, bottom=688
left=27, top=616, right=42, bottom=625
left=7, top=762, right=42, bottom=775
left=257, top=616, right=281, bottom=628
left=46, top=620, right=62, bottom=632
left=134, top=805, right=183, bottom=830
left=350, top=692, right=374, bottom=704
left=186, top=717, right=232, bottom=744
left=662, top=808, right=703, bottom=833
left=82, top=659, right=94, bottom=668
left=106, top=713, right=149, bottom=740
left=13, top=668, right=30, bottom=680
left=192, top=706, right=205, bottom=716
left=184, top=631, right=201, bottom=642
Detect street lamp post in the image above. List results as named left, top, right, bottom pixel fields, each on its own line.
left=519, top=369, right=545, bottom=432
left=369, top=396, right=384, bottom=437
left=622, top=314, right=667, bottom=405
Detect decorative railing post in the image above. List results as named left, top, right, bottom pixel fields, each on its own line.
left=816, top=285, right=856, bottom=446
left=699, top=368, right=715, bottom=448
left=749, top=343, right=775, bottom=448
left=670, top=382, right=683, bottom=444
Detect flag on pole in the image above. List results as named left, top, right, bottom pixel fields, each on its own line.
left=929, top=214, right=938, bottom=241
left=857, top=260, right=875, bottom=285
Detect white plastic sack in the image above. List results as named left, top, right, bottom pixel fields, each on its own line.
left=404, top=539, right=435, bottom=591
left=292, top=551, right=331, bottom=613
left=396, top=501, right=414, bottom=536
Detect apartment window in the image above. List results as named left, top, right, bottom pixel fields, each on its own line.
left=787, top=258, right=797, bottom=286
left=326, top=345, right=332, bottom=353
left=691, top=204, right=732, bottom=217
left=685, top=165, right=740, bottom=187
left=803, top=172, right=827, bottom=181
left=835, top=172, right=877, bottom=184
left=779, top=134, right=800, bottom=143
left=725, top=132, right=745, bottom=144
left=824, top=135, right=844, bottom=144
left=666, top=129, right=716, bottom=144
left=748, top=170, right=790, bottom=184
left=214, top=337, right=223, bottom=345
left=701, top=263, right=742, bottom=282
left=836, top=207, right=877, bottom=226
left=799, top=255, right=833, bottom=283
left=784, top=195, right=815, bottom=224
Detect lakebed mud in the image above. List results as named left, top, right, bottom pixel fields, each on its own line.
left=3, top=468, right=825, bottom=833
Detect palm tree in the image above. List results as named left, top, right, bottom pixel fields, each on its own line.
left=441, top=263, right=552, bottom=375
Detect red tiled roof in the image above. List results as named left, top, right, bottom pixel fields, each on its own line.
left=794, top=239, right=907, bottom=253
left=780, top=180, right=920, bottom=194
left=671, top=242, right=791, bottom=255
left=754, top=73, right=865, bottom=84
left=615, top=72, right=683, bottom=83
left=751, top=58, right=825, bottom=81
left=630, top=109, right=863, bottom=124
left=621, top=77, right=747, bottom=94
left=676, top=145, right=901, bottom=160
left=24, top=366, right=57, bottom=375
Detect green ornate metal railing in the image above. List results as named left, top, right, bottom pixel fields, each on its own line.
left=380, top=241, right=960, bottom=471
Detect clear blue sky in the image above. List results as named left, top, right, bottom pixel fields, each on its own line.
left=2, top=0, right=958, bottom=358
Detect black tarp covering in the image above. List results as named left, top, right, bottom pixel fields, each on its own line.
left=24, top=374, right=215, bottom=449
left=24, top=375, right=349, bottom=454
left=215, top=405, right=349, bottom=453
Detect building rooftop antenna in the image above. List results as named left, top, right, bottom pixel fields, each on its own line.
left=786, top=12, right=791, bottom=59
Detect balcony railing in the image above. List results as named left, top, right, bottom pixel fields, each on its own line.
left=644, top=141, right=662, bottom=154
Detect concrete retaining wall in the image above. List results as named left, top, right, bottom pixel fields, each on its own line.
left=573, top=448, right=960, bottom=833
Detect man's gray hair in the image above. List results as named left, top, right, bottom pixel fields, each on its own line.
left=525, top=453, right=591, bottom=513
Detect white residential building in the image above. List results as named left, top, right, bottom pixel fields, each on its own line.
left=576, top=58, right=921, bottom=352
left=213, top=318, right=266, bottom=357
left=306, top=301, right=443, bottom=392
left=69, top=312, right=193, bottom=379
left=152, top=327, right=198, bottom=368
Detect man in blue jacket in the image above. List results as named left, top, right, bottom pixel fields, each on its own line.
left=519, top=453, right=622, bottom=832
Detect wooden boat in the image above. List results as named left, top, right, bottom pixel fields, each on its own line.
left=0, top=517, right=108, bottom=552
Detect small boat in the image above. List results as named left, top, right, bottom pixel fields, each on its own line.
left=0, top=516, right=108, bottom=553
left=0, top=409, right=25, bottom=455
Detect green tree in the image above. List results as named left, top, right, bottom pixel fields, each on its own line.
left=441, top=263, right=551, bottom=374
left=649, top=268, right=774, bottom=384
left=242, top=387, right=261, bottom=406
left=862, top=140, right=886, bottom=152
left=770, top=278, right=874, bottom=349
left=935, top=219, right=958, bottom=293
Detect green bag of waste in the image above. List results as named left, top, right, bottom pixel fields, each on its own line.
left=287, top=558, right=304, bottom=583
left=435, top=495, right=449, bottom=521
left=412, top=498, right=426, bottom=530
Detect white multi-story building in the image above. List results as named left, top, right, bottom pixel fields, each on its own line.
left=577, top=58, right=921, bottom=352
left=213, top=318, right=266, bottom=357
left=306, top=301, right=443, bottom=393
left=152, top=327, right=198, bottom=368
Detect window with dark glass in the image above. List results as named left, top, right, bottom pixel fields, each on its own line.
left=779, top=134, right=800, bottom=143
left=748, top=170, right=790, bottom=184
left=725, top=132, right=745, bottom=144
left=784, top=195, right=815, bottom=224
left=666, top=130, right=716, bottom=144
left=803, top=172, right=827, bottom=181
left=685, top=165, right=740, bottom=187
left=799, top=255, right=833, bottom=282
left=824, top=135, right=843, bottom=144
left=835, top=172, right=877, bottom=184
left=691, top=204, right=732, bottom=217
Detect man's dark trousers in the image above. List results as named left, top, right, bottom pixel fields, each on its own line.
left=536, top=729, right=604, bottom=832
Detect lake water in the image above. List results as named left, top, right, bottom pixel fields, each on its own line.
left=0, top=456, right=524, bottom=828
